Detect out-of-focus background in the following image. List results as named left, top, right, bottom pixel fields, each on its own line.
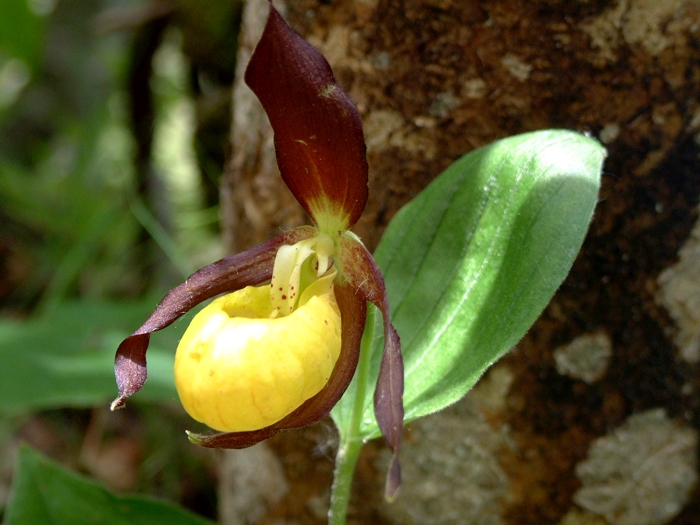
left=1, top=0, right=242, bottom=520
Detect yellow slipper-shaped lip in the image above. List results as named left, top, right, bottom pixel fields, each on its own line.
left=175, top=282, right=341, bottom=432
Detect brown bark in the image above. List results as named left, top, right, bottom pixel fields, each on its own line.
left=221, top=1, right=700, bottom=524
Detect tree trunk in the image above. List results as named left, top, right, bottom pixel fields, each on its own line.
left=220, top=1, right=700, bottom=523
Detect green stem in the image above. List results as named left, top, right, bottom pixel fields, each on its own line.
left=329, top=307, right=376, bottom=525
left=328, top=432, right=363, bottom=525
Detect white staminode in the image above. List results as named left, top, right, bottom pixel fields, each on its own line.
left=269, top=232, right=336, bottom=317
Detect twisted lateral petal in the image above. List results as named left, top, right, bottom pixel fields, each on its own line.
left=187, top=282, right=366, bottom=449
left=245, top=4, right=368, bottom=232
left=339, top=233, right=404, bottom=501
left=112, top=227, right=316, bottom=410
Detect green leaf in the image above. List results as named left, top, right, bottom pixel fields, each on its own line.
left=0, top=0, right=44, bottom=69
left=4, top=445, right=214, bottom=525
left=333, top=129, right=604, bottom=439
left=0, top=299, right=188, bottom=414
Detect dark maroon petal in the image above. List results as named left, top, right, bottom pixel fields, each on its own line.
left=186, top=281, right=367, bottom=449
left=375, top=320, right=402, bottom=500
left=244, top=4, right=368, bottom=230
left=339, top=233, right=404, bottom=500
left=111, top=227, right=316, bottom=410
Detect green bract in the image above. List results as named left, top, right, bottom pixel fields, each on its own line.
left=333, top=129, right=604, bottom=440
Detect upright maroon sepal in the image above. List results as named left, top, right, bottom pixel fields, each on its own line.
left=245, top=4, right=368, bottom=230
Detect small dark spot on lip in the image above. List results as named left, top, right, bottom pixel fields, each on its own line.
left=324, top=319, right=328, bottom=325
left=282, top=295, right=287, bottom=300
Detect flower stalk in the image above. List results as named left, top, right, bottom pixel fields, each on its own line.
left=329, top=305, right=376, bottom=524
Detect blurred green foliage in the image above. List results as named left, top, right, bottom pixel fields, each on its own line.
left=0, top=298, right=191, bottom=414
left=0, top=0, right=43, bottom=77
left=5, top=446, right=214, bottom=525
left=0, top=0, right=233, bottom=520
left=0, top=0, right=227, bottom=311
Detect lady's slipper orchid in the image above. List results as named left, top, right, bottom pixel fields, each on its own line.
left=111, top=3, right=403, bottom=498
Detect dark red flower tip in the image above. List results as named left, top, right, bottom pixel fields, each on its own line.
left=245, top=4, right=368, bottom=232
